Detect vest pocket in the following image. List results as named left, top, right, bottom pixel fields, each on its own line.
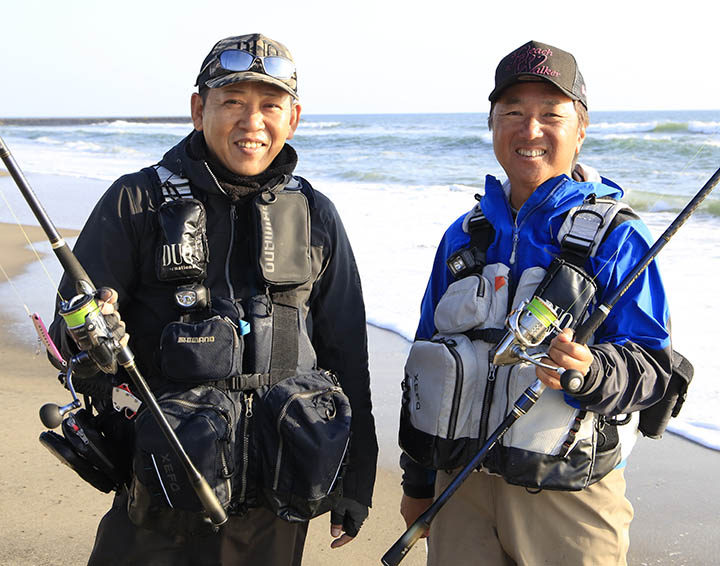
left=128, top=385, right=237, bottom=535
left=255, top=370, right=351, bottom=522
left=400, top=334, right=490, bottom=470
left=434, top=274, right=492, bottom=333
left=159, top=316, right=243, bottom=383
left=500, top=363, right=585, bottom=455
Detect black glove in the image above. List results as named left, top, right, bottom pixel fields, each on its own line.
left=330, top=497, right=369, bottom=538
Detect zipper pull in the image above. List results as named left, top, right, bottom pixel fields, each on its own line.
left=487, top=363, right=498, bottom=382
left=509, top=230, right=519, bottom=265
left=245, top=393, right=254, bottom=418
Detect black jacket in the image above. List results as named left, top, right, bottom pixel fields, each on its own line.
left=50, top=133, right=378, bottom=508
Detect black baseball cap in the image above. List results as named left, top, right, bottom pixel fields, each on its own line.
left=489, top=41, right=587, bottom=109
left=195, top=33, right=298, bottom=99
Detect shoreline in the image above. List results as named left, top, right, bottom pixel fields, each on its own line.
left=0, top=221, right=426, bottom=566
left=1, top=222, right=718, bottom=565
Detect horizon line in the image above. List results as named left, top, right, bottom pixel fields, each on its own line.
left=2, top=108, right=719, bottom=123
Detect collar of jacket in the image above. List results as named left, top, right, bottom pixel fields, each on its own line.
left=482, top=173, right=625, bottom=228
left=158, top=131, right=298, bottom=199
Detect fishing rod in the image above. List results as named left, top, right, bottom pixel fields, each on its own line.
left=0, top=136, right=228, bottom=527
left=382, top=164, right=720, bottom=566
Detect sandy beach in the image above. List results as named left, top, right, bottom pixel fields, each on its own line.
left=0, top=221, right=718, bottom=566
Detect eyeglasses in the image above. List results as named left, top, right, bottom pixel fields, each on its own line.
left=211, top=49, right=295, bottom=80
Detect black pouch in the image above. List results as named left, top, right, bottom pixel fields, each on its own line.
left=156, top=198, right=209, bottom=283
left=639, top=350, right=694, bottom=439
left=38, top=408, right=128, bottom=493
left=128, top=385, right=237, bottom=536
left=255, top=370, right=351, bottom=522
left=159, top=298, right=244, bottom=384
left=534, top=258, right=597, bottom=332
left=253, top=189, right=311, bottom=286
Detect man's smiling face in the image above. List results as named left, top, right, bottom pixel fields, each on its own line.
left=191, top=81, right=301, bottom=176
left=491, top=81, right=586, bottom=206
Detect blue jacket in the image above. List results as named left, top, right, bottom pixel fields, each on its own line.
left=402, top=173, right=673, bottom=496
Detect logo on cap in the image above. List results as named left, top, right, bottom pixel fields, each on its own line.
left=504, top=44, right=560, bottom=78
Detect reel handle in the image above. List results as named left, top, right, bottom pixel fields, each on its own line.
left=560, top=369, right=585, bottom=394
left=39, top=400, right=80, bottom=429
left=39, top=403, right=64, bottom=429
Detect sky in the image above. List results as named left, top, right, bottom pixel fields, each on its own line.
left=1, top=0, right=718, bottom=117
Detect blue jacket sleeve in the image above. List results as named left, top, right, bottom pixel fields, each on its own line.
left=575, top=218, right=673, bottom=415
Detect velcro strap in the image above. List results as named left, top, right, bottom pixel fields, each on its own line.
left=270, top=301, right=298, bottom=382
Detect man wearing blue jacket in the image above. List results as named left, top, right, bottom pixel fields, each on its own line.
left=399, top=41, right=672, bottom=565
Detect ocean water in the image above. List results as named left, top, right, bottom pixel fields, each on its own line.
left=1, top=110, right=719, bottom=451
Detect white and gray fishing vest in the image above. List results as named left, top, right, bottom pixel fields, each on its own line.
left=400, top=196, right=637, bottom=491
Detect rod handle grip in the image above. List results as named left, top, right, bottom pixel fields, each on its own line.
left=192, top=475, right=228, bottom=527
left=573, top=308, right=606, bottom=346
left=381, top=520, right=427, bottom=566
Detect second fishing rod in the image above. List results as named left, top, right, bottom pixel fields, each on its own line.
left=382, top=164, right=720, bottom=566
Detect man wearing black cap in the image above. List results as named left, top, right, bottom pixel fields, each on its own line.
left=49, top=33, right=377, bottom=565
left=398, top=41, right=673, bottom=565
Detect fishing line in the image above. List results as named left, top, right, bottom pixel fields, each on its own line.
left=0, top=183, right=66, bottom=302
left=556, top=117, right=720, bottom=326
left=619, top=117, right=720, bottom=210
left=0, top=261, right=32, bottom=316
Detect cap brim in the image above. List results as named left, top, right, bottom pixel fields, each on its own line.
left=204, top=71, right=297, bottom=99
left=489, top=73, right=580, bottom=104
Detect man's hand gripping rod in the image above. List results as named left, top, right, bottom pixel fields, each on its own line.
left=382, top=165, right=720, bottom=566
left=0, top=136, right=228, bottom=528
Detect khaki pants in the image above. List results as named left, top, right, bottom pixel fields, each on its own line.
left=427, top=467, right=633, bottom=566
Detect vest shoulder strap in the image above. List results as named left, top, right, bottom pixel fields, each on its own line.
left=557, top=196, right=632, bottom=259
left=153, top=165, right=193, bottom=202
left=453, top=194, right=633, bottom=277
left=462, top=200, right=495, bottom=247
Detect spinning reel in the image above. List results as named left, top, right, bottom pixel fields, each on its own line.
left=493, top=296, right=585, bottom=392
left=35, top=288, right=141, bottom=429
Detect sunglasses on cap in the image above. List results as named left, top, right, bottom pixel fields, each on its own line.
left=207, top=49, right=296, bottom=80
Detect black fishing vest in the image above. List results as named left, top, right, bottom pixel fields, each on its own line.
left=152, top=165, right=317, bottom=389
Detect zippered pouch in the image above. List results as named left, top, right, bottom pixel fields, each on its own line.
left=254, top=370, right=351, bottom=522
left=400, top=335, right=492, bottom=470
left=434, top=274, right=491, bottom=333
left=253, top=189, right=311, bottom=286
left=158, top=298, right=245, bottom=384
left=127, top=385, right=238, bottom=536
left=160, top=316, right=243, bottom=383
